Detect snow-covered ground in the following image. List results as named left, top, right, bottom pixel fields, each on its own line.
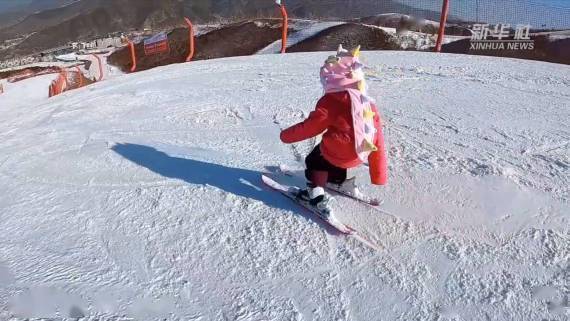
left=0, top=74, right=55, bottom=108
left=0, top=52, right=568, bottom=320
left=257, top=20, right=346, bottom=54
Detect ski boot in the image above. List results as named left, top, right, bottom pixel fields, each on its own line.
left=327, top=177, right=365, bottom=199
left=296, top=185, right=335, bottom=219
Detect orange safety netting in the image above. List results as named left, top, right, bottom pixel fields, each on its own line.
left=48, top=70, right=68, bottom=98
left=48, top=67, right=93, bottom=98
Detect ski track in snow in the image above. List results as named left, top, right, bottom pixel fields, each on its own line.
left=0, top=52, right=568, bottom=320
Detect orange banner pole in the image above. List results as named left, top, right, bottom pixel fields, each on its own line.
left=128, top=40, right=137, bottom=72
left=435, top=0, right=450, bottom=52
left=184, top=17, right=195, bottom=62
left=91, top=54, right=104, bottom=81
left=279, top=4, right=288, bottom=53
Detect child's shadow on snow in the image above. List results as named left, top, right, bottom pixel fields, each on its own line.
left=112, top=143, right=340, bottom=235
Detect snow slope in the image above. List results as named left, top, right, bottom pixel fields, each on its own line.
left=257, top=20, right=346, bottom=54
left=0, top=74, right=55, bottom=109
left=0, top=52, right=568, bottom=320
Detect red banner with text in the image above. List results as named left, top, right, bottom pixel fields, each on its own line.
left=144, top=32, right=170, bottom=56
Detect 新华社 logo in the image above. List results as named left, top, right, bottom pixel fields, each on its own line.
left=470, top=24, right=535, bottom=50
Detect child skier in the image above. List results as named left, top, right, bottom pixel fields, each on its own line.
left=280, top=45, right=388, bottom=218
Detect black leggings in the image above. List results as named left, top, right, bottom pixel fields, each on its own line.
left=304, top=145, right=347, bottom=187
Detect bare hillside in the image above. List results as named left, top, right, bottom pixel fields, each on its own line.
left=0, top=0, right=184, bottom=60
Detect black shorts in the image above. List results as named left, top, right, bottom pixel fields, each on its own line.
left=304, top=145, right=347, bottom=185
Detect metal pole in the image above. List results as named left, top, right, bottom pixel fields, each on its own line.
left=279, top=4, right=289, bottom=53
left=184, top=17, right=195, bottom=62
left=435, top=0, right=450, bottom=52
left=128, top=40, right=137, bottom=72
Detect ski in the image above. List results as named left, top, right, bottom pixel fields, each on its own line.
left=274, top=164, right=383, bottom=207
left=262, top=174, right=354, bottom=235
left=326, top=182, right=383, bottom=207
left=262, top=175, right=383, bottom=251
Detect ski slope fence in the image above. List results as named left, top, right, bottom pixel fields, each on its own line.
left=47, top=54, right=104, bottom=98
left=73, top=66, right=83, bottom=88
left=39, top=0, right=569, bottom=97
left=124, top=5, right=289, bottom=72
left=127, top=17, right=197, bottom=73
left=296, top=1, right=569, bottom=30
left=91, top=54, right=104, bottom=82
left=117, top=0, right=568, bottom=68
left=7, top=68, right=61, bottom=83
left=276, top=1, right=569, bottom=51
left=445, top=0, right=570, bottom=30
left=48, top=70, right=68, bottom=98
left=48, top=66, right=93, bottom=98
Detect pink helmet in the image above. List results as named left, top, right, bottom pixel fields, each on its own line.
left=320, top=45, right=366, bottom=94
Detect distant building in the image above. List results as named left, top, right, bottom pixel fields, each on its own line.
left=70, top=36, right=123, bottom=51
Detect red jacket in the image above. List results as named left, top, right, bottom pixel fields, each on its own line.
left=280, top=91, right=388, bottom=185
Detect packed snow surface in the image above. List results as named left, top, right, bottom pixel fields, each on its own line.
left=0, top=74, right=56, bottom=109
left=0, top=52, right=568, bottom=320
